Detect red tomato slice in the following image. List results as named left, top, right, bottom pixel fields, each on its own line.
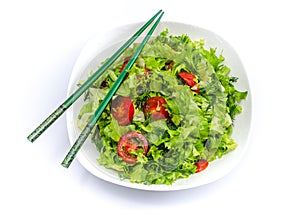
left=117, top=132, right=149, bottom=163
left=178, top=72, right=200, bottom=94
left=195, top=159, right=209, bottom=173
left=111, top=96, right=134, bottom=126
left=143, top=96, right=169, bottom=120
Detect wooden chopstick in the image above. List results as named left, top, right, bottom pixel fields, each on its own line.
left=27, top=9, right=163, bottom=143
left=61, top=11, right=164, bottom=168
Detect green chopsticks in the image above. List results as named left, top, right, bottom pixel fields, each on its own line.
left=61, top=11, right=164, bottom=168
left=27, top=9, right=163, bottom=143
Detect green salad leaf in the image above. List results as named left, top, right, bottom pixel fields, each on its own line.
left=77, top=29, right=248, bottom=185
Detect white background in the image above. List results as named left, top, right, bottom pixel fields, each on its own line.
left=1, top=0, right=300, bottom=214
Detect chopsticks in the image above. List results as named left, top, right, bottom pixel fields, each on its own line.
left=27, top=9, right=163, bottom=143
left=61, top=11, right=164, bottom=168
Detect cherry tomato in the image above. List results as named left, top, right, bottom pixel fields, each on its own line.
left=121, top=56, right=149, bottom=77
left=143, top=96, right=169, bottom=120
left=120, top=56, right=131, bottom=72
left=144, top=66, right=150, bottom=74
left=195, top=159, right=209, bottom=173
left=111, top=96, right=134, bottom=126
left=178, top=72, right=197, bottom=87
left=178, top=72, right=200, bottom=94
left=117, top=132, right=149, bottom=163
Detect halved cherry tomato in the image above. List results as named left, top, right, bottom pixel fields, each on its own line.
left=120, top=56, right=150, bottom=78
left=111, top=96, right=134, bottom=126
left=178, top=72, right=197, bottom=87
left=120, top=56, right=131, bottom=72
left=178, top=72, right=200, bottom=94
left=119, top=57, right=131, bottom=80
left=195, top=159, right=209, bottom=173
left=117, top=132, right=149, bottom=163
left=143, top=96, right=169, bottom=120
left=144, top=66, right=150, bottom=74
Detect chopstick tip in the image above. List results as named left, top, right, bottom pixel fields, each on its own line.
left=61, top=161, right=70, bottom=168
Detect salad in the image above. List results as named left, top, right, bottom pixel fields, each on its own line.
left=77, top=29, right=248, bottom=185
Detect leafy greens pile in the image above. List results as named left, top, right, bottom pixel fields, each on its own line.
left=77, top=29, right=248, bottom=185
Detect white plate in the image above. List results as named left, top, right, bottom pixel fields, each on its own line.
left=66, top=21, right=252, bottom=191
